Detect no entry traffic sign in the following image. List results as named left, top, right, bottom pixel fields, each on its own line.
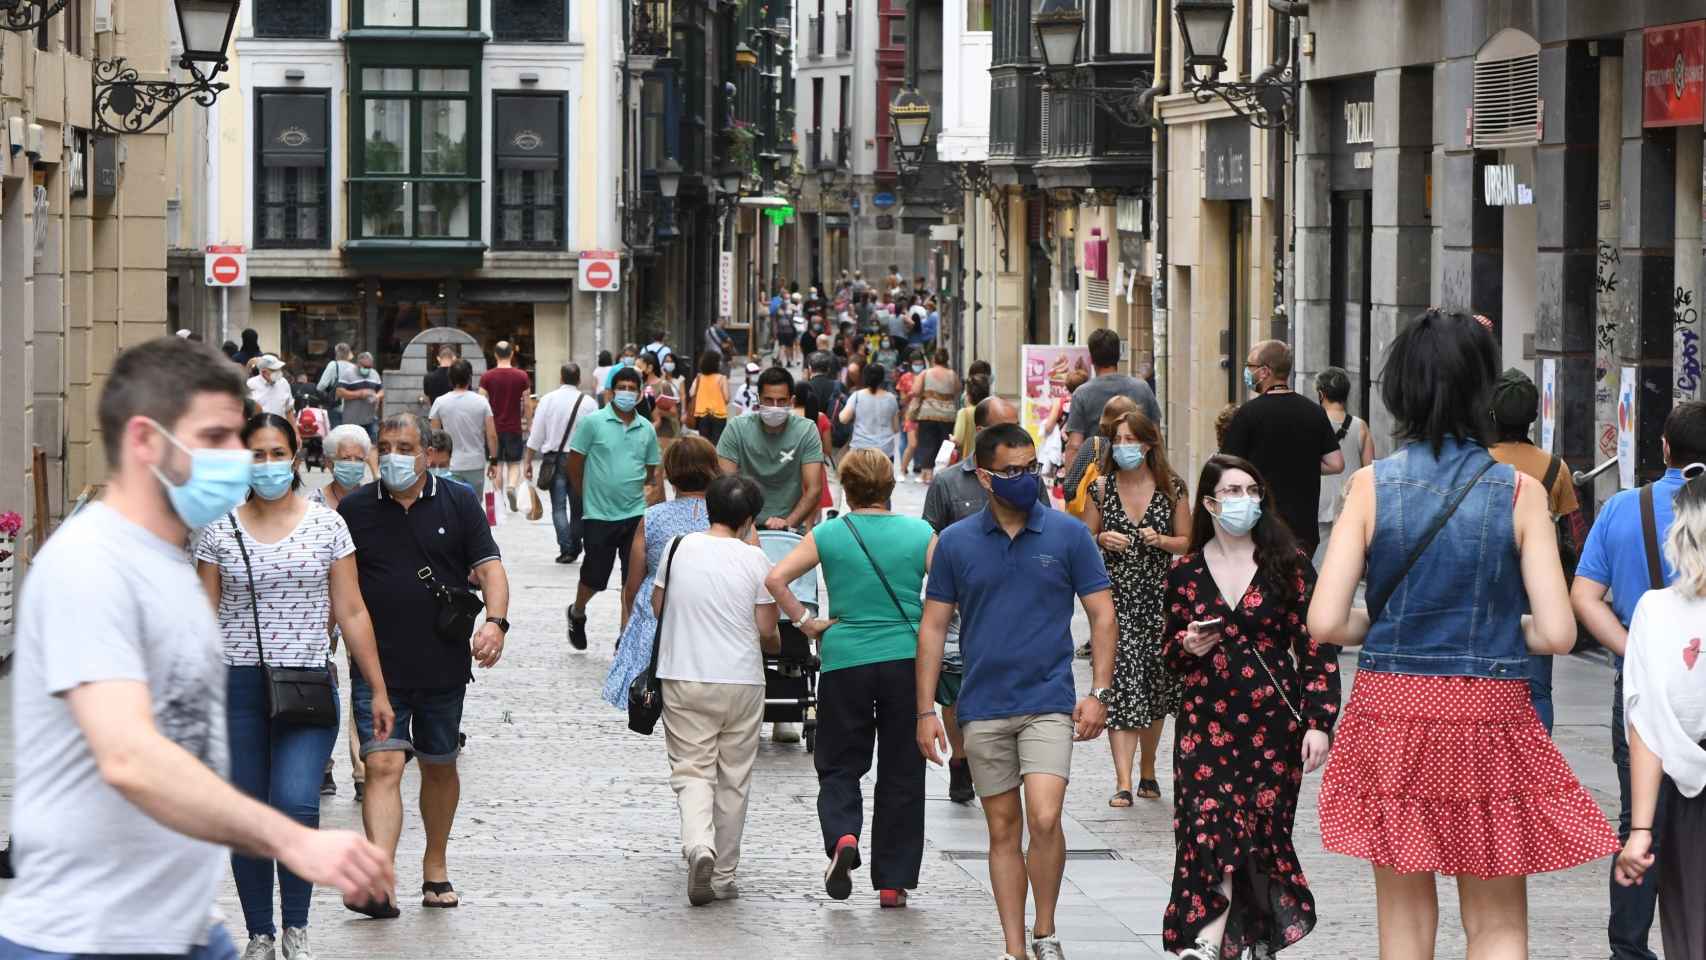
left=205, top=245, right=247, bottom=287
left=578, top=251, right=621, bottom=293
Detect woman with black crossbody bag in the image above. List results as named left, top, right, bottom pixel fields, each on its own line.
left=762, top=449, right=938, bottom=907
left=193, top=412, right=395, bottom=958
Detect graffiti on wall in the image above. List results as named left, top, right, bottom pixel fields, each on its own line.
left=1595, top=241, right=1622, bottom=407
left=1678, top=286, right=1702, bottom=400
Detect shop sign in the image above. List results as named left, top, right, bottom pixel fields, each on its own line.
left=1020, top=344, right=1092, bottom=442
left=1618, top=366, right=1638, bottom=490
left=1330, top=77, right=1375, bottom=191
left=1644, top=21, right=1705, bottom=128
left=1203, top=118, right=1250, bottom=201
left=718, top=251, right=734, bottom=319
left=872, top=192, right=897, bottom=209
left=1483, top=163, right=1533, bottom=206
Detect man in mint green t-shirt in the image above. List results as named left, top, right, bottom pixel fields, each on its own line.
left=763, top=452, right=936, bottom=905
left=716, top=366, right=824, bottom=529
left=565, top=366, right=660, bottom=651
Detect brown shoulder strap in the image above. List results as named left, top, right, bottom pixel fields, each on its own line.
left=1640, top=483, right=1665, bottom=591
left=1541, top=455, right=1562, bottom=497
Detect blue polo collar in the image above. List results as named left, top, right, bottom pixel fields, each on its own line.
left=978, top=499, right=1047, bottom=535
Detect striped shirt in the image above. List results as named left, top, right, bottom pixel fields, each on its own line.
left=194, top=503, right=354, bottom=668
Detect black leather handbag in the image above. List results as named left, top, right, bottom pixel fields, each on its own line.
left=628, top=536, right=687, bottom=735
left=230, top=517, right=339, bottom=727
left=535, top=395, right=586, bottom=491
left=402, top=519, right=486, bottom=649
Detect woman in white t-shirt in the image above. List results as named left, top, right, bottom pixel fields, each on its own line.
left=650, top=474, right=781, bottom=907
left=194, top=413, right=397, bottom=948
left=1615, top=464, right=1706, bottom=959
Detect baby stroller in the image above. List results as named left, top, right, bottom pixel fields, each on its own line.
left=295, top=396, right=328, bottom=471
left=758, top=529, right=820, bottom=752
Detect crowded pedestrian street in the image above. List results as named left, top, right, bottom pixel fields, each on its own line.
left=5, top=472, right=1637, bottom=960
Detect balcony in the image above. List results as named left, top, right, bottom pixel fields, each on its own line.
left=836, top=12, right=851, bottom=54
left=988, top=70, right=1043, bottom=170
left=1035, top=60, right=1153, bottom=191
left=806, top=128, right=850, bottom=169
left=807, top=14, right=823, bottom=58
left=833, top=127, right=850, bottom=167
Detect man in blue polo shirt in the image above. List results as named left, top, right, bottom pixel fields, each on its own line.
left=1572, top=399, right=1706, bottom=960
left=915, top=421, right=1116, bottom=960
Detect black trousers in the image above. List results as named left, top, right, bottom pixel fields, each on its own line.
left=814, top=657, right=926, bottom=890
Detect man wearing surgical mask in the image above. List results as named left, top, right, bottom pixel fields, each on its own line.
left=335, top=412, right=511, bottom=914
left=565, top=366, right=662, bottom=652
left=715, top=365, right=825, bottom=532
left=2, top=337, right=392, bottom=960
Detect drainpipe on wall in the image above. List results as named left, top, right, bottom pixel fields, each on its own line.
left=1136, top=0, right=1168, bottom=420
left=1265, top=1, right=1306, bottom=342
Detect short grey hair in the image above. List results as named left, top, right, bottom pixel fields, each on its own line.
left=378, top=412, right=430, bottom=448
left=326, top=424, right=371, bottom=457
left=357, top=351, right=375, bottom=367
left=334, top=342, right=353, bottom=361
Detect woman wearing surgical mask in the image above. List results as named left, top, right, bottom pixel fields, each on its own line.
left=310, top=424, right=376, bottom=511
left=194, top=414, right=393, bottom=960
left=1081, top=410, right=1190, bottom=808
left=1157, top=454, right=1338, bottom=960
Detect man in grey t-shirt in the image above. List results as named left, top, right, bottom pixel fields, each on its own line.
left=428, top=360, right=498, bottom=493
left=0, top=337, right=391, bottom=960
left=1064, top=329, right=1161, bottom=467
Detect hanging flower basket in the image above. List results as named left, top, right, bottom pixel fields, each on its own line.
left=0, top=511, right=21, bottom=659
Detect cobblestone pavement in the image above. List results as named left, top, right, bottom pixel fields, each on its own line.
left=0, top=471, right=1649, bottom=959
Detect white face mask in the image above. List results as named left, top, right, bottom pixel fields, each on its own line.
left=759, top=406, right=790, bottom=428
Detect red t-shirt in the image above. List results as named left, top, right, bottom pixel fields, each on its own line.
left=481, top=366, right=531, bottom=434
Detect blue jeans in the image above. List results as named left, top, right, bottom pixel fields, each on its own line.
left=1610, top=668, right=1660, bottom=960
left=0, top=926, right=237, bottom=960
left=1527, top=654, right=1554, bottom=733
left=352, top=674, right=466, bottom=764
left=548, top=454, right=584, bottom=557
left=225, top=667, right=339, bottom=938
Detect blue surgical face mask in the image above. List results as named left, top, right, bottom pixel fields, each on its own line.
left=663, top=360, right=676, bottom=374
left=612, top=390, right=640, bottom=412
left=985, top=469, right=1040, bottom=509
left=429, top=466, right=456, bottom=480
left=911, top=363, right=925, bottom=374
left=1214, top=496, right=1263, bottom=536
left=1112, top=443, right=1146, bottom=471
left=333, top=460, right=367, bottom=489
left=379, top=453, right=420, bottom=492
left=1243, top=367, right=1259, bottom=392
left=146, top=421, right=253, bottom=529
left=250, top=461, right=296, bottom=501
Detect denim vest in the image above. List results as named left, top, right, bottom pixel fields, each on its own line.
left=1360, top=438, right=1528, bottom=680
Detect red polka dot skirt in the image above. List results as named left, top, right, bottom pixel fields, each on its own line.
left=1318, top=671, right=1620, bottom=878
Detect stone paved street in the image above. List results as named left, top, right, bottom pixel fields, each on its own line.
left=1, top=473, right=1652, bottom=959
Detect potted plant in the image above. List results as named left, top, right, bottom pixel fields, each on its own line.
left=0, top=509, right=21, bottom=654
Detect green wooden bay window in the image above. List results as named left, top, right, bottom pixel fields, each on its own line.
left=348, top=63, right=482, bottom=242
left=352, top=0, right=478, bottom=29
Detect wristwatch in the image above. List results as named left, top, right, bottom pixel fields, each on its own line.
left=1090, top=687, right=1114, bottom=704
left=485, top=617, right=510, bottom=634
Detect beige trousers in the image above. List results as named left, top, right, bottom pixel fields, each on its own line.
left=661, top=680, right=765, bottom=885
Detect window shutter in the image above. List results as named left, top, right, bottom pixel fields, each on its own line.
left=1472, top=29, right=1541, bottom=150
left=1085, top=277, right=1110, bottom=313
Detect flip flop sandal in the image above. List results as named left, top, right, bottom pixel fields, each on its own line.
left=1108, top=790, right=1134, bottom=808
left=1135, top=779, right=1162, bottom=800
left=343, top=896, right=400, bottom=919
left=421, top=880, right=460, bottom=908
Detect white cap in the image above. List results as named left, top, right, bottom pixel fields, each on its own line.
left=256, top=354, right=286, bottom=371
left=746, top=361, right=761, bottom=374
left=174, top=329, right=192, bottom=338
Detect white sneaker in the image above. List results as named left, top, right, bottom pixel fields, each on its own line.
left=686, top=845, right=716, bottom=906
left=240, top=934, right=276, bottom=960
left=1031, top=934, right=1066, bottom=960
left=712, top=882, right=741, bottom=900
left=1176, top=940, right=1218, bottom=960
left=279, top=928, right=316, bottom=960
left=772, top=721, right=803, bottom=743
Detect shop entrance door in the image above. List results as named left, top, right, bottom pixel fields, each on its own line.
left=1329, top=191, right=1373, bottom=415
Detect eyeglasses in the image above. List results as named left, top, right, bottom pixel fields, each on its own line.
left=1212, top=484, right=1264, bottom=499
left=981, top=463, right=1041, bottom=480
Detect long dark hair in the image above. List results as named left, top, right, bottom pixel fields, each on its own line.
left=1381, top=308, right=1500, bottom=456
left=1187, top=454, right=1304, bottom=608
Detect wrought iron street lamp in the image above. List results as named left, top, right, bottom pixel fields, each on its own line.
left=889, top=86, right=931, bottom=170
left=1174, top=0, right=1294, bottom=130
left=1031, top=0, right=1153, bottom=131
left=94, top=0, right=240, bottom=134
left=0, top=0, right=68, bottom=33
left=656, top=157, right=684, bottom=200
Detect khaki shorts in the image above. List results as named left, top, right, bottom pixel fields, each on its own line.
left=960, top=713, right=1073, bottom=797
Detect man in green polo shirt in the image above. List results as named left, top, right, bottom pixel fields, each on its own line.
left=716, top=366, right=825, bottom=529
left=566, top=365, right=660, bottom=651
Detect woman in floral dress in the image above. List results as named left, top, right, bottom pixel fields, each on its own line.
left=1160, top=455, right=1340, bottom=960
left=1083, top=409, right=1190, bottom=805
left=601, top=437, right=718, bottom=706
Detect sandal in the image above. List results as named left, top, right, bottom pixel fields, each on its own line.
left=343, top=896, right=400, bottom=919
left=421, top=880, right=460, bottom=908
left=1135, top=779, right=1162, bottom=800
left=1107, top=789, right=1134, bottom=808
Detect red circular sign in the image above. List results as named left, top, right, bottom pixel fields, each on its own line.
left=211, top=255, right=241, bottom=284
left=585, top=260, right=614, bottom=290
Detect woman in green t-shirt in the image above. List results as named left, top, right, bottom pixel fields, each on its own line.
left=765, top=448, right=937, bottom=908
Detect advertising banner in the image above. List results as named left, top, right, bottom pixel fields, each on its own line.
left=1020, top=345, right=1092, bottom=442
left=1540, top=358, right=1557, bottom=453
left=1643, top=21, right=1705, bottom=128
left=1618, top=366, right=1638, bottom=490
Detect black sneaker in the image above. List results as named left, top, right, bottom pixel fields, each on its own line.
left=948, top=759, right=974, bottom=804
left=320, top=770, right=337, bottom=796
left=568, top=607, right=588, bottom=650
left=555, top=552, right=579, bottom=564
left=353, top=781, right=365, bottom=803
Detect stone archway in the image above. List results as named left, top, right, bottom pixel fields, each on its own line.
left=384, top=326, right=489, bottom=416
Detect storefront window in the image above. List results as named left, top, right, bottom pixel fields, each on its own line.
left=278, top=303, right=364, bottom=375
